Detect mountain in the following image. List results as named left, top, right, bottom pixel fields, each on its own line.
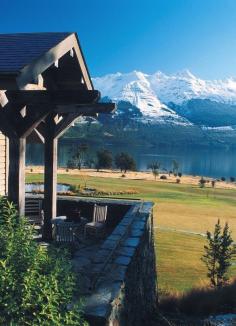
left=66, top=70, right=236, bottom=148
left=93, top=71, right=188, bottom=125
left=93, top=70, right=236, bottom=109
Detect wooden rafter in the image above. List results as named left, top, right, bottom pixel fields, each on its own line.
left=17, top=105, right=52, bottom=138
left=54, top=113, right=79, bottom=138
left=6, top=90, right=100, bottom=105
left=55, top=102, right=116, bottom=115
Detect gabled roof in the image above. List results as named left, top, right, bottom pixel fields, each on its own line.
left=0, top=32, right=71, bottom=74
left=0, top=32, right=93, bottom=90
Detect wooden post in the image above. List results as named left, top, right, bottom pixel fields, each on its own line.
left=8, top=137, right=26, bottom=216
left=43, top=121, right=57, bottom=241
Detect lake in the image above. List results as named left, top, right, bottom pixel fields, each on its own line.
left=26, top=141, right=236, bottom=179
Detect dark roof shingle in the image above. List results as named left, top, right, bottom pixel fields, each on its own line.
left=0, top=32, right=72, bottom=74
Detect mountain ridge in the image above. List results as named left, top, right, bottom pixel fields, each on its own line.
left=93, top=70, right=236, bottom=107
left=66, top=70, right=236, bottom=148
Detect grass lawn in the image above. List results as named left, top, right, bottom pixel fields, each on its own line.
left=26, top=172, right=236, bottom=293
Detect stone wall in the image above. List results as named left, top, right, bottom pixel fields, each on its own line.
left=81, top=200, right=157, bottom=326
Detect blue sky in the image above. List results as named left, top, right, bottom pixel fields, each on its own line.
left=1, top=0, right=236, bottom=79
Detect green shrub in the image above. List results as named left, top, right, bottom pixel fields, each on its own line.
left=0, top=197, right=87, bottom=326
left=160, top=175, right=167, bottom=180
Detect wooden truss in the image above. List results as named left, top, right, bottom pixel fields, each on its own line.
left=0, top=89, right=115, bottom=240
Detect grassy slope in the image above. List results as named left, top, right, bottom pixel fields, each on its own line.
left=26, top=173, right=236, bottom=292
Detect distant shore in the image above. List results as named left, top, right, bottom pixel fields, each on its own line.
left=26, top=166, right=236, bottom=190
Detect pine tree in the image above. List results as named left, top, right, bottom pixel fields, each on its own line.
left=201, top=219, right=234, bottom=288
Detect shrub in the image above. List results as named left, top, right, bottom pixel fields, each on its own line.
left=69, top=184, right=82, bottom=193
left=160, top=175, right=167, bottom=180
left=221, top=177, right=226, bottom=182
left=199, top=177, right=206, bottom=188
left=178, top=172, right=182, bottom=177
left=0, top=197, right=87, bottom=326
left=176, top=178, right=181, bottom=184
left=230, top=176, right=235, bottom=182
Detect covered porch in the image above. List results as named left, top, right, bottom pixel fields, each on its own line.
left=0, top=32, right=115, bottom=240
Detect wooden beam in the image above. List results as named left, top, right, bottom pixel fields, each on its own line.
left=43, top=114, right=57, bottom=241
left=35, top=121, right=46, bottom=139
left=54, top=113, right=79, bottom=138
left=8, top=137, right=26, bottom=216
left=17, top=105, right=52, bottom=138
left=55, top=102, right=116, bottom=115
left=0, top=110, right=18, bottom=138
left=6, top=90, right=100, bottom=106
left=27, top=129, right=45, bottom=144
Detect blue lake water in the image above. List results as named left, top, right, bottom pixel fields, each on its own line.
left=26, top=142, right=236, bottom=179
left=25, top=183, right=70, bottom=193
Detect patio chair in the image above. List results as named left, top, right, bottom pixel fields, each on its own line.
left=54, top=221, right=77, bottom=243
left=25, top=198, right=43, bottom=226
left=84, top=204, right=107, bottom=238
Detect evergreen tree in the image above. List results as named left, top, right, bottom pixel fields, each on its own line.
left=201, top=219, right=234, bottom=288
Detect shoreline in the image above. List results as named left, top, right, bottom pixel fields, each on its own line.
left=26, top=166, right=236, bottom=190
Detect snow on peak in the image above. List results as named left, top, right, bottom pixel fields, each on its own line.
left=93, top=70, right=176, bottom=119
left=92, top=70, right=236, bottom=125
left=149, top=70, right=236, bottom=104
left=174, top=69, right=197, bottom=79
left=93, top=70, right=236, bottom=106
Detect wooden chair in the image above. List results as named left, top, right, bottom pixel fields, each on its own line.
left=54, top=221, right=77, bottom=243
left=84, top=204, right=107, bottom=238
left=25, top=198, right=43, bottom=226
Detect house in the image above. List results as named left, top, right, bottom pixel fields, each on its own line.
left=0, top=32, right=115, bottom=239
left=0, top=33, right=157, bottom=325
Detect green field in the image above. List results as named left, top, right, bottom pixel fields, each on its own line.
left=26, top=173, right=236, bottom=293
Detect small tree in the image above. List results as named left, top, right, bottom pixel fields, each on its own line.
left=201, top=219, right=234, bottom=288
left=148, top=161, right=161, bottom=180
left=72, top=143, right=88, bottom=170
left=115, top=152, right=136, bottom=173
left=172, top=160, right=179, bottom=175
left=96, top=149, right=113, bottom=171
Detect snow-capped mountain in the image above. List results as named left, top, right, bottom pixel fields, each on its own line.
left=149, top=69, right=236, bottom=105
left=93, top=70, right=236, bottom=126
left=93, top=71, right=182, bottom=123
left=69, top=70, right=236, bottom=148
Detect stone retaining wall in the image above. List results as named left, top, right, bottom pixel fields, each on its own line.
left=80, top=200, right=157, bottom=326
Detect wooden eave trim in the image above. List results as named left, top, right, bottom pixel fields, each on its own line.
left=16, top=33, right=93, bottom=90
left=73, top=33, right=93, bottom=90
